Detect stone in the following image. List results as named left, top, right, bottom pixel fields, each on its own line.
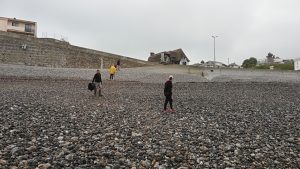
left=11, top=147, right=19, bottom=156
left=0, top=159, right=7, bottom=165
left=65, top=153, right=75, bottom=161
left=26, top=146, right=37, bottom=151
left=141, top=160, right=150, bottom=168
left=58, top=136, right=64, bottom=141
left=71, top=137, right=79, bottom=141
left=36, top=163, right=51, bottom=169
left=18, top=160, right=29, bottom=168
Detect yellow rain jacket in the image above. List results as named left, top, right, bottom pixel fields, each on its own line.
left=109, top=65, right=117, bottom=75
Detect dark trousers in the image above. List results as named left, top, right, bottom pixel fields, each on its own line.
left=110, top=74, right=114, bottom=80
left=164, top=95, right=173, bottom=110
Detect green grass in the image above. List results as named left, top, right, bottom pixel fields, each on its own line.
left=256, top=65, right=270, bottom=69
left=255, top=64, right=294, bottom=70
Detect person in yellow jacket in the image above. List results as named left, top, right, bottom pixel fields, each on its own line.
left=109, top=64, right=117, bottom=80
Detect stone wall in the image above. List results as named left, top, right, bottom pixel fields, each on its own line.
left=0, top=31, right=149, bottom=68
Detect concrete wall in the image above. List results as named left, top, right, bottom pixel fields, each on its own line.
left=0, top=31, right=149, bottom=68
left=0, top=18, right=8, bottom=31
left=187, top=66, right=300, bottom=82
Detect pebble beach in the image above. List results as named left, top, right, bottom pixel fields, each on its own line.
left=0, top=64, right=300, bottom=168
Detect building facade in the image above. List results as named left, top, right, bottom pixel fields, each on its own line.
left=294, top=59, right=300, bottom=71
left=0, top=17, right=37, bottom=37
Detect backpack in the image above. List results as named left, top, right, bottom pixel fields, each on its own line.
left=88, top=83, right=95, bottom=91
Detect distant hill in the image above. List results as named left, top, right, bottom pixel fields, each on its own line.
left=0, top=31, right=151, bottom=68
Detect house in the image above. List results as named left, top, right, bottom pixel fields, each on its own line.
left=148, top=48, right=190, bottom=65
left=228, top=62, right=240, bottom=68
left=273, top=57, right=284, bottom=64
left=0, top=17, right=37, bottom=37
left=294, top=58, right=300, bottom=71
left=202, top=61, right=227, bottom=68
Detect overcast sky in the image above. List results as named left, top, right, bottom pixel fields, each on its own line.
left=1, top=0, right=300, bottom=64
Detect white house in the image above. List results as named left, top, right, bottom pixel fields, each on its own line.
left=273, top=57, right=284, bottom=64
left=202, top=61, right=226, bottom=68
left=294, top=58, right=300, bottom=70
left=0, top=17, right=37, bottom=37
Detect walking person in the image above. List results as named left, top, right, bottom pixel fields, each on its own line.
left=92, top=69, right=103, bottom=97
left=163, top=75, right=175, bottom=112
left=116, top=59, right=121, bottom=71
left=109, top=65, right=117, bottom=80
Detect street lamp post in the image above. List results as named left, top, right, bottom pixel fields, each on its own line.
left=212, top=35, right=218, bottom=68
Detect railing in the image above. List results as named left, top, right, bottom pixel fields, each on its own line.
left=7, top=25, right=35, bottom=34
left=7, top=25, right=24, bottom=32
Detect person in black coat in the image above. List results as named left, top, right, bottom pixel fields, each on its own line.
left=164, top=75, right=174, bottom=112
left=116, top=59, right=121, bottom=71
left=92, top=70, right=103, bottom=97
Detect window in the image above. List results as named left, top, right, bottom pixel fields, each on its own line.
left=12, top=22, right=18, bottom=26
left=25, top=24, right=32, bottom=32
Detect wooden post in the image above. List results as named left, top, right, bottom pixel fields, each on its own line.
left=100, top=58, right=103, bottom=71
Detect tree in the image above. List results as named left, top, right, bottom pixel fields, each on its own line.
left=267, top=52, right=275, bottom=58
left=266, top=52, right=275, bottom=63
left=201, top=60, right=205, bottom=64
left=242, top=57, right=257, bottom=68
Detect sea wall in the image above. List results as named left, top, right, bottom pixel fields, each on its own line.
left=0, top=31, right=149, bottom=68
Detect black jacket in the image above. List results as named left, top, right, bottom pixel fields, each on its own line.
left=92, top=73, right=102, bottom=83
left=164, top=80, right=172, bottom=96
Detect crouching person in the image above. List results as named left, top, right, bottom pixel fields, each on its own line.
left=92, top=69, right=103, bottom=97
